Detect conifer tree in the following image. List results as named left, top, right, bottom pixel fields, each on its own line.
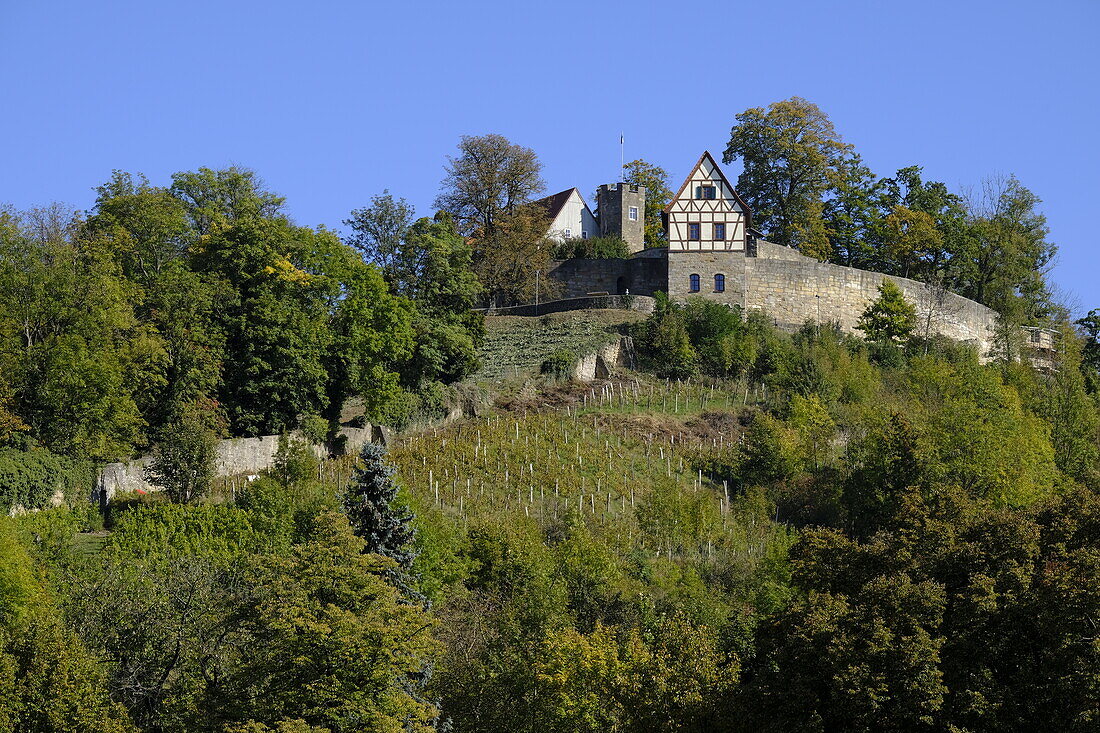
left=343, top=443, right=417, bottom=574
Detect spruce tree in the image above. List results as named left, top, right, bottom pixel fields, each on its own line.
left=343, top=443, right=416, bottom=574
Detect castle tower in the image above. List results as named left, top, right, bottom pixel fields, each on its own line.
left=597, top=183, right=646, bottom=253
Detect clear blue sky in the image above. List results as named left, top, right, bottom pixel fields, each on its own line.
left=2, top=0, right=1097, bottom=313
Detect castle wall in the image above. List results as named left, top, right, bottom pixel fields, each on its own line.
left=546, top=254, right=666, bottom=298
left=743, top=243, right=998, bottom=355
left=664, top=240, right=997, bottom=356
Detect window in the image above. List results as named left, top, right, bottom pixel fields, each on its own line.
left=563, top=228, right=571, bottom=238
left=582, top=230, right=588, bottom=239
left=689, top=274, right=700, bottom=292
left=688, top=223, right=701, bottom=240
left=695, top=185, right=716, bottom=200
left=628, top=206, right=639, bottom=221
left=714, top=274, right=725, bottom=292
left=714, top=223, right=726, bottom=240
left=1031, top=330, right=1041, bottom=343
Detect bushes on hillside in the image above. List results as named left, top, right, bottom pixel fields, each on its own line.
left=0, top=447, right=91, bottom=513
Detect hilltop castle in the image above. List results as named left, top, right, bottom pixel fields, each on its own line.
left=540, top=151, right=1005, bottom=357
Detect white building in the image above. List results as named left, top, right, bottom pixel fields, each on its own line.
left=663, top=150, right=751, bottom=253
left=533, top=187, right=599, bottom=242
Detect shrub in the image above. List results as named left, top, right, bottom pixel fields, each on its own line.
left=0, top=448, right=91, bottom=513
left=540, top=350, right=576, bottom=380
left=299, top=414, right=329, bottom=446
left=552, top=236, right=630, bottom=260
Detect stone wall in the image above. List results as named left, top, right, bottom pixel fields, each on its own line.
left=479, top=295, right=656, bottom=317
left=744, top=245, right=998, bottom=355
left=546, top=253, right=667, bottom=299
left=95, top=426, right=377, bottom=503
left=572, top=337, right=637, bottom=381
left=665, top=240, right=998, bottom=356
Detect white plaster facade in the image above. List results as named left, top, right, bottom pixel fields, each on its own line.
left=540, top=188, right=599, bottom=242
left=664, top=151, right=749, bottom=253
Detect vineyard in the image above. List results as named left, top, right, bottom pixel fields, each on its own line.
left=387, top=377, right=794, bottom=576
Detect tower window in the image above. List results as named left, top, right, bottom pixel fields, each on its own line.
left=714, top=274, right=725, bottom=292
left=689, top=274, right=700, bottom=293
left=695, top=185, right=716, bottom=200
left=688, top=223, right=701, bottom=240
left=714, top=223, right=726, bottom=240
left=628, top=206, right=638, bottom=221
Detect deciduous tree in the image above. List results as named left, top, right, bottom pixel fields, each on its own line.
left=434, top=133, right=545, bottom=238
left=723, top=98, right=851, bottom=250
left=622, top=158, right=673, bottom=246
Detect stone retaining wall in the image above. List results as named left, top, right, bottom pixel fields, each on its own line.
left=95, top=426, right=377, bottom=503
left=744, top=243, right=998, bottom=355
left=546, top=253, right=667, bottom=298
left=479, top=295, right=656, bottom=318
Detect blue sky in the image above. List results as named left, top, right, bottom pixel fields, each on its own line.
left=2, top=0, right=1097, bottom=313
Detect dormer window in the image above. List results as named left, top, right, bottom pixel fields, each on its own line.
left=695, top=185, right=716, bottom=200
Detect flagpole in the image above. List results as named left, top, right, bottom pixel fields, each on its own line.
left=619, top=133, right=624, bottom=182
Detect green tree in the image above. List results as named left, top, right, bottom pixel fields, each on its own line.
left=169, top=166, right=285, bottom=235
left=823, top=154, right=882, bottom=268
left=723, top=98, right=852, bottom=250
left=622, top=159, right=674, bottom=246
left=434, top=133, right=545, bottom=239
left=789, top=394, right=835, bottom=471
left=1077, top=309, right=1100, bottom=392
left=342, top=190, right=415, bottom=287
left=85, top=170, right=193, bottom=285
left=880, top=205, right=943, bottom=280
left=143, top=407, right=217, bottom=503
left=214, top=512, right=440, bottom=731
left=0, top=522, right=135, bottom=732
left=0, top=206, right=146, bottom=459
left=857, top=280, right=916, bottom=346
left=952, top=175, right=1057, bottom=319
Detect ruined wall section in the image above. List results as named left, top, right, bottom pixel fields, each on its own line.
left=95, top=427, right=376, bottom=503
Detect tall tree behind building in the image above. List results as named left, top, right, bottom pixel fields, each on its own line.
left=434, top=134, right=544, bottom=239
left=622, top=159, right=673, bottom=246
left=723, top=97, right=851, bottom=253
left=435, top=134, right=552, bottom=306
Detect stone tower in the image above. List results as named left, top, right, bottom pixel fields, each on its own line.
left=597, top=183, right=646, bottom=253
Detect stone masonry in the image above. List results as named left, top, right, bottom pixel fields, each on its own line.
left=664, top=240, right=998, bottom=355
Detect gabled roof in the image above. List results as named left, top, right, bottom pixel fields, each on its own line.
left=531, top=187, right=581, bottom=222
left=663, top=151, right=753, bottom=229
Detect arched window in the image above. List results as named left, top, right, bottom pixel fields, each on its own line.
left=689, top=273, right=700, bottom=293
left=714, top=273, right=725, bottom=292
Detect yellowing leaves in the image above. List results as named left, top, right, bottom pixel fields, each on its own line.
left=263, top=255, right=313, bottom=284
